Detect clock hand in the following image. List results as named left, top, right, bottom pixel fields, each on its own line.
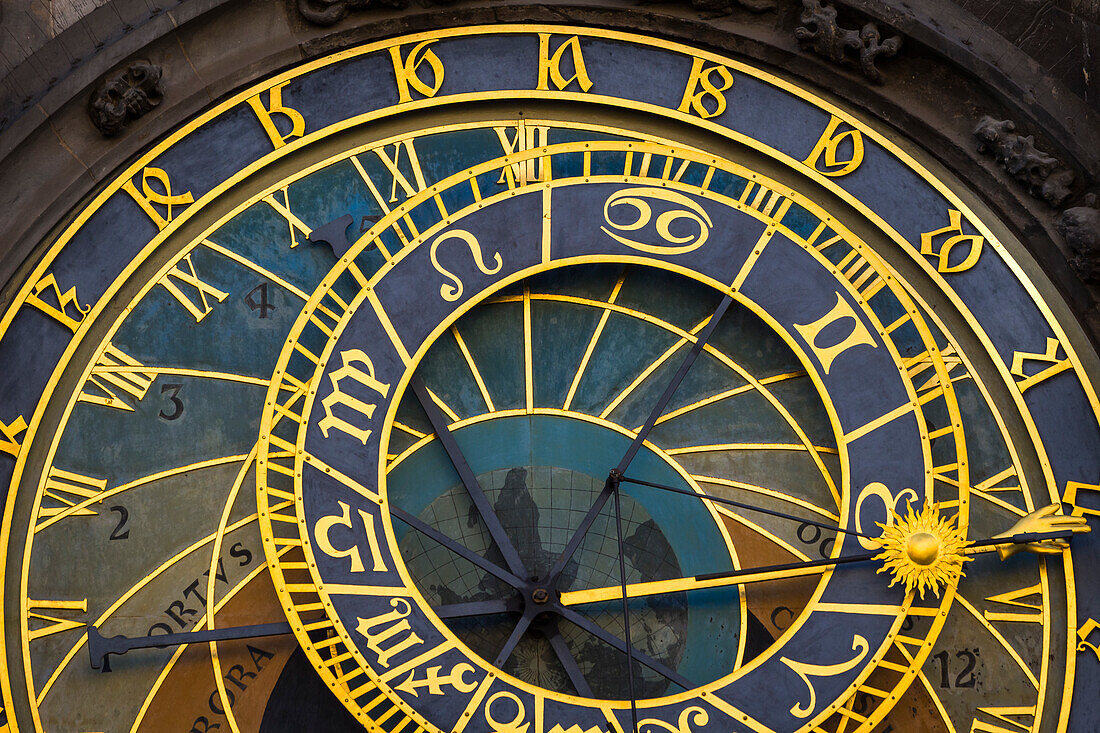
left=88, top=621, right=292, bottom=671
left=619, top=475, right=873, bottom=539
left=390, top=504, right=526, bottom=589
left=611, top=471, right=639, bottom=731
left=559, top=526, right=1085, bottom=606
left=616, top=293, right=735, bottom=476
left=546, top=293, right=735, bottom=586
left=434, top=598, right=521, bottom=618
left=541, top=619, right=595, bottom=697
left=494, top=607, right=537, bottom=667
left=410, top=375, right=529, bottom=579
left=560, top=550, right=880, bottom=606
left=556, top=605, right=694, bottom=690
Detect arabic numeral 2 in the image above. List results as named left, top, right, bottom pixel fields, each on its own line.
left=932, top=648, right=979, bottom=688
left=109, top=505, right=130, bottom=540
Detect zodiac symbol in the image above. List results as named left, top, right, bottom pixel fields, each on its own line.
left=601, top=187, right=712, bottom=255
left=781, top=634, right=870, bottom=718
left=430, top=229, right=503, bottom=302
left=638, top=706, right=709, bottom=732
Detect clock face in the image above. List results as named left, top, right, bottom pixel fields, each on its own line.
left=0, top=25, right=1098, bottom=733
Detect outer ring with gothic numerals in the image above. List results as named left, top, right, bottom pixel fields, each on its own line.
left=0, top=24, right=1095, bottom=733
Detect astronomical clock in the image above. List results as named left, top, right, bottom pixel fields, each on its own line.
left=0, top=24, right=1098, bottom=733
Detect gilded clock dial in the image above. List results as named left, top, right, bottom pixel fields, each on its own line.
left=0, top=25, right=1095, bottom=733
left=255, top=125, right=969, bottom=733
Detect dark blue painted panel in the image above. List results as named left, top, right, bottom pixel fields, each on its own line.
left=374, top=193, right=544, bottom=356
left=50, top=191, right=160, bottom=306
left=303, top=299, right=405, bottom=485
left=738, top=234, right=910, bottom=433
left=301, top=465, right=404, bottom=588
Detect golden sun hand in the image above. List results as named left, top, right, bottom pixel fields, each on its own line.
left=875, top=503, right=971, bottom=600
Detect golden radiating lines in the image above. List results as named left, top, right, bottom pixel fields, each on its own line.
left=205, top=445, right=260, bottom=733
left=35, top=512, right=261, bottom=704
left=427, top=285, right=840, bottom=506
left=564, top=273, right=626, bottom=411
left=452, top=325, right=496, bottom=412
left=426, top=387, right=460, bottom=423
left=89, top=365, right=269, bottom=388
left=715, top=505, right=812, bottom=562
left=392, top=420, right=427, bottom=439
left=34, top=455, right=249, bottom=532
left=670, top=443, right=837, bottom=455
left=691, top=475, right=840, bottom=522
left=653, top=372, right=804, bottom=426
left=524, top=283, right=534, bottom=414
left=200, top=239, right=310, bottom=301
left=599, top=317, right=709, bottom=420
left=127, top=545, right=295, bottom=733
left=954, top=593, right=1039, bottom=689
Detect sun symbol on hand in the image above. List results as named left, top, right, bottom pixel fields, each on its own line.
left=874, top=502, right=972, bottom=599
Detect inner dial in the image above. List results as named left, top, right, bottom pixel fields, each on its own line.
left=386, top=264, right=839, bottom=699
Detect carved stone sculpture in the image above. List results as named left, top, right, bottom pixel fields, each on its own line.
left=298, top=0, right=404, bottom=25
left=660, top=0, right=775, bottom=13
left=795, top=0, right=901, bottom=83
left=87, top=61, right=164, bottom=137
left=297, top=0, right=773, bottom=25
left=973, top=116, right=1074, bottom=207
left=1058, top=195, right=1100, bottom=284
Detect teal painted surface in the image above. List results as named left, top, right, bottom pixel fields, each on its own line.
left=387, top=413, right=740, bottom=692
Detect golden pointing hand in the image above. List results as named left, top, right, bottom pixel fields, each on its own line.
left=992, top=504, right=1091, bottom=560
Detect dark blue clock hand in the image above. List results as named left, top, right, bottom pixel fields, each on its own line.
left=612, top=471, right=640, bottom=732
left=546, top=292, right=735, bottom=587
left=410, top=375, right=529, bottom=579
left=618, top=475, right=874, bottom=539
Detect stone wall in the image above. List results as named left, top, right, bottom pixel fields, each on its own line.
left=0, top=0, right=1097, bottom=337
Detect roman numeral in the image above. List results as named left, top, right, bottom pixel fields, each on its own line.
left=262, top=188, right=313, bottom=248
left=158, top=253, right=229, bottom=322
left=983, top=584, right=1043, bottom=624
left=1063, top=479, right=1100, bottom=519
left=972, top=466, right=1028, bottom=516
left=1010, top=337, right=1072, bottom=393
left=494, top=121, right=549, bottom=187
left=78, top=344, right=156, bottom=411
left=969, top=706, right=1035, bottom=733
left=373, top=139, right=428, bottom=203
left=37, top=467, right=109, bottom=527
left=27, top=598, right=87, bottom=641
